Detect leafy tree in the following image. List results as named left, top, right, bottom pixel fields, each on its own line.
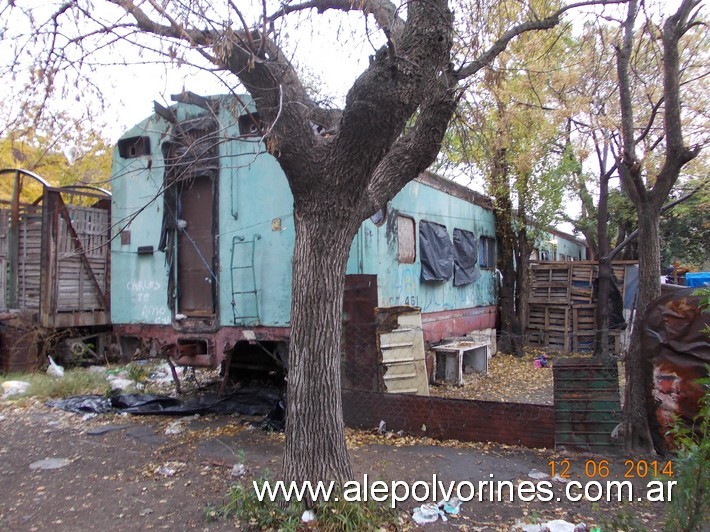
left=441, top=3, right=576, bottom=354
left=560, top=1, right=706, bottom=370
left=613, top=0, right=704, bottom=452
left=0, top=109, right=113, bottom=200
left=4, top=0, right=627, bottom=489
left=660, top=177, right=710, bottom=270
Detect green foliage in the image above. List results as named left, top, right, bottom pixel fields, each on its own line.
left=0, top=369, right=111, bottom=399
left=125, top=362, right=149, bottom=384
left=660, top=178, right=710, bottom=270
left=595, top=504, right=649, bottom=532
left=211, top=476, right=398, bottom=531
left=663, top=369, right=710, bottom=532
left=0, top=112, right=112, bottom=202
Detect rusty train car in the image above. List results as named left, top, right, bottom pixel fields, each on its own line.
left=108, top=91, right=587, bottom=379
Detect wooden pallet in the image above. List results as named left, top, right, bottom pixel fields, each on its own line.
left=526, top=304, right=570, bottom=351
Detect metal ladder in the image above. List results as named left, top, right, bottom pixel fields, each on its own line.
left=230, top=235, right=260, bottom=325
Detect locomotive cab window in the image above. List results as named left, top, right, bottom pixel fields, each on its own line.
left=117, top=136, right=151, bottom=158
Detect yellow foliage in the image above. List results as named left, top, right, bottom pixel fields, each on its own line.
left=0, top=124, right=112, bottom=202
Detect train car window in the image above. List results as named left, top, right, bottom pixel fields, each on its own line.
left=397, top=215, right=416, bottom=264
left=419, top=221, right=453, bottom=281
left=117, top=136, right=151, bottom=158
left=453, top=228, right=480, bottom=286
left=479, top=236, right=496, bottom=269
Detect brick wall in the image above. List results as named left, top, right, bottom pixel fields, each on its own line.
left=343, top=389, right=554, bottom=448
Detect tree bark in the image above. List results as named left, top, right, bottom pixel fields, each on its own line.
left=493, top=147, right=524, bottom=357
left=515, top=230, right=531, bottom=339
left=282, top=202, right=359, bottom=490
left=622, top=201, right=660, bottom=453
left=616, top=0, right=701, bottom=453
left=594, top=170, right=611, bottom=359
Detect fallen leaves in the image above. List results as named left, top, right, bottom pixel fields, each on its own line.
left=430, top=350, right=590, bottom=405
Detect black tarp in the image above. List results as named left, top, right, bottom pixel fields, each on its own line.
left=453, top=228, right=480, bottom=286
left=48, top=387, right=281, bottom=417
left=419, top=221, right=453, bottom=281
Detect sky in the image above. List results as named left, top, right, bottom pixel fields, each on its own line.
left=1, top=0, right=696, bottom=236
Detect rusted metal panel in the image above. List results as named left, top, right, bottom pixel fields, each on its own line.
left=113, top=323, right=291, bottom=368
left=342, top=275, right=380, bottom=392
left=420, top=305, right=497, bottom=344
left=0, top=208, right=9, bottom=311
left=0, top=315, right=41, bottom=373
left=641, top=287, right=710, bottom=451
left=553, top=358, right=622, bottom=453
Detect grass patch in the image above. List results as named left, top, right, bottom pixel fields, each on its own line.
left=1, top=369, right=111, bottom=400
left=209, top=476, right=398, bottom=531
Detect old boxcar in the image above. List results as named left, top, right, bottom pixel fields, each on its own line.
left=110, top=92, right=500, bottom=376
left=0, top=169, right=111, bottom=372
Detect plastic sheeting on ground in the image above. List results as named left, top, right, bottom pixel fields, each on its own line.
left=48, top=387, right=282, bottom=417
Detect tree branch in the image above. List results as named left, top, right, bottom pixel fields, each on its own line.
left=456, top=0, right=626, bottom=80
left=607, top=186, right=701, bottom=260
left=364, top=74, right=458, bottom=213
left=266, top=0, right=405, bottom=37
left=107, top=0, right=211, bottom=43
left=650, top=0, right=703, bottom=206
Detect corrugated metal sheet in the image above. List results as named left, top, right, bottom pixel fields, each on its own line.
left=553, top=358, right=622, bottom=452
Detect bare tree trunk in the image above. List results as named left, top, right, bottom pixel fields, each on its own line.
left=594, top=171, right=611, bottom=359
left=516, top=234, right=531, bottom=337
left=622, top=202, right=660, bottom=453
left=493, top=157, right=524, bottom=356
left=282, top=206, right=356, bottom=489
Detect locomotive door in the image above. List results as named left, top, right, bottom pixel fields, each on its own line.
left=177, top=175, right=216, bottom=317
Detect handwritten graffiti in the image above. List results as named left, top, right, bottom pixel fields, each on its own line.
left=126, top=280, right=161, bottom=292
left=127, top=280, right=169, bottom=323
left=140, top=305, right=170, bottom=324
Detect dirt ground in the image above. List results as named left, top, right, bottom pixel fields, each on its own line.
left=0, top=395, right=670, bottom=531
